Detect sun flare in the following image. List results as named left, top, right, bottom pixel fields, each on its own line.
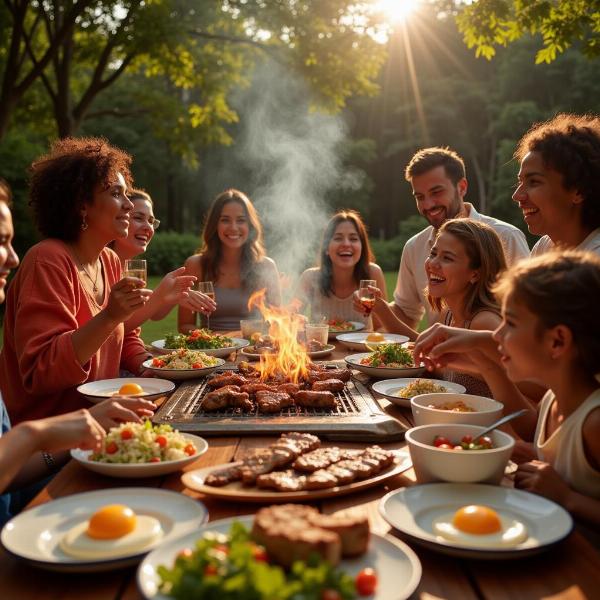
left=376, top=0, right=420, bottom=24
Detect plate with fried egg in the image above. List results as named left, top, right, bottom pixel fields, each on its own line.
left=77, top=378, right=175, bottom=404
left=0, top=488, right=208, bottom=572
left=379, top=483, right=573, bottom=559
left=336, top=332, right=409, bottom=351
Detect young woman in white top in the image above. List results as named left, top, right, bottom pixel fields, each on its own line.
left=414, top=251, right=600, bottom=526
left=513, top=113, right=600, bottom=256
left=295, top=210, right=386, bottom=330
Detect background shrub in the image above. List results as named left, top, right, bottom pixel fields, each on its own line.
left=144, top=231, right=199, bottom=275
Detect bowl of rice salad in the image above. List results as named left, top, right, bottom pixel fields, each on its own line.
left=70, top=421, right=208, bottom=478
left=142, top=350, right=225, bottom=380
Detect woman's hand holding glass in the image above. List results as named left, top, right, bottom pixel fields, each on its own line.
left=353, top=283, right=383, bottom=316
left=106, top=277, right=152, bottom=322
left=181, top=288, right=217, bottom=315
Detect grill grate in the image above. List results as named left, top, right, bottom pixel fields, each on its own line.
left=154, top=368, right=407, bottom=441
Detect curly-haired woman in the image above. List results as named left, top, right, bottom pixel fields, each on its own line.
left=513, top=113, right=600, bottom=255
left=0, top=138, right=154, bottom=424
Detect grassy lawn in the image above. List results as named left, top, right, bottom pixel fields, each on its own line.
left=139, top=273, right=400, bottom=344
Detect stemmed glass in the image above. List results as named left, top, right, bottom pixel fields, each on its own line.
left=124, top=259, right=147, bottom=287
left=197, top=281, right=215, bottom=330
left=358, top=279, right=377, bottom=315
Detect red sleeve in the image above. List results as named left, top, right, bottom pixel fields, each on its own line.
left=120, top=326, right=151, bottom=374
left=14, top=256, right=89, bottom=395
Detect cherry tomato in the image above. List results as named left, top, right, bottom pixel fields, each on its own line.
left=356, top=568, right=378, bottom=596
left=120, top=429, right=133, bottom=440
left=106, top=442, right=118, bottom=454
left=184, top=443, right=196, bottom=456
left=177, top=548, right=193, bottom=560
left=461, top=435, right=473, bottom=445
left=433, top=436, right=452, bottom=448
left=251, top=545, right=269, bottom=562
left=215, top=544, right=230, bottom=555
left=204, top=564, right=218, bottom=576
left=156, top=435, right=167, bottom=448
left=152, top=358, right=165, bottom=367
left=149, top=457, right=161, bottom=463
left=477, top=436, right=493, bottom=449
left=321, top=590, right=342, bottom=600
left=192, top=362, right=202, bottom=369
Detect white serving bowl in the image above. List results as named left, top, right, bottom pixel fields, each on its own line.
left=405, top=423, right=515, bottom=485
left=411, top=393, right=503, bottom=427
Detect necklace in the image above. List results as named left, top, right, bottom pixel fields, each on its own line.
left=72, top=249, right=100, bottom=293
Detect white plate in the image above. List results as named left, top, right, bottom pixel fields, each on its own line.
left=372, top=378, right=467, bottom=408
left=70, top=434, right=209, bottom=478
left=151, top=337, right=249, bottom=358
left=77, top=378, right=175, bottom=404
left=345, top=353, right=426, bottom=379
left=137, top=515, right=422, bottom=600
left=379, top=483, right=573, bottom=559
left=1, top=488, right=209, bottom=572
left=337, top=332, right=409, bottom=351
left=141, top=357, right=225, bottom=381
left=327, top=321, right=365, bottom=339
left=240, top=344, right=335, bottom=361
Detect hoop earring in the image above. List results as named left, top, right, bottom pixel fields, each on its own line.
left=81, top=216, right=88, bottom=231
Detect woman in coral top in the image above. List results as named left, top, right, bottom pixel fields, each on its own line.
left=0, top=138, right=153, bottom=424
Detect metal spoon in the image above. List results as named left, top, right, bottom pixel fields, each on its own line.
left=475, top=408, right=530, bottom=439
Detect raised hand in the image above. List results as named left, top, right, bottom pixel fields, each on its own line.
left=180, top=288, right=217, bottom=315
left=33, top=409, right=106, bottom=453
left=88, top=397, right=156, bottom=430
left=153, top=267, right=196, bottom=305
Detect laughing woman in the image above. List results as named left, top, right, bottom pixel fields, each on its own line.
left=0, top=138, right=153, bottom=424
left=110, top=188, right=200, bottom=330
left=296, top=210, right=387, bottom=329
left=178, top=189, right=282, bottom=332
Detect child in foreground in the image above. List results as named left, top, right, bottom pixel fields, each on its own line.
left=414, top=250, right=600, bottom=527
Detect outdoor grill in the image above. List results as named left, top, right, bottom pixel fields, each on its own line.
left=154, top=367, right=407, bottom=442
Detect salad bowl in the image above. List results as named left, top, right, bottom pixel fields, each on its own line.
left=345, top=343, right=425, bottom=379
left=142, top=356, right=225, bottom=381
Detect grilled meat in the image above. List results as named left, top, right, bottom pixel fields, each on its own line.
left=308, top=368, right=352, bottom=383
left=255, top=391, right=294, bottom=414
left=305, top=469, right=340, bottom=490
left=207, top=373, right=248, bottom=388
left=255, top=469, right=307, bottom=492
left=201, top=388, right=252, bottom=412
left=240, top=382, right=277, bottom=395
left=293, top=447, right=356, bottom=472
left=311, top=378, right=345, bottom=392
left=276, top=382, right=301, bottom=395
left=237, top=361, right=260, bottom=378
left=294, top=390, right=337, bottom=409
left=308, top=511, right=370, bottom=557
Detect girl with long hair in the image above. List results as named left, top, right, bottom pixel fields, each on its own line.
left=178, top=189, right=281, bottom=332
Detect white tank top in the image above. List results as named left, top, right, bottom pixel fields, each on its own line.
left=534, top=389, right=600, bottom=498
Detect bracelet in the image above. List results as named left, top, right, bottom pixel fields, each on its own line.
left=42, top=451, right=59, bottom=474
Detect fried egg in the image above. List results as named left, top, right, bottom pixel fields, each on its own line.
left=60, top=504, right=163, bottom=559
left=432, top=504, right=528, bottom=548
left=115, top=383, right=144, bottom=396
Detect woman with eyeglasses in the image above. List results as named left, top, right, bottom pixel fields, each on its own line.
left=111, top=189, right=208, bottom=330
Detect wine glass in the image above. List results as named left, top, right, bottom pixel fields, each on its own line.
left=124, top=259, right=147, bottom=287
left=197, top=281, right=215, bottom=330
left=358, top=279, right=377, bottom=315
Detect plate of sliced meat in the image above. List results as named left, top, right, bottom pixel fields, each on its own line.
left=181, top=432, right=412, bottom=502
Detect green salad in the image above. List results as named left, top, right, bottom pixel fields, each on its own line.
left=158, top=521, right=357, bottom=600
left=164, top=329, right=233, bottom=350
left=361, top=343, right=414, bottom=368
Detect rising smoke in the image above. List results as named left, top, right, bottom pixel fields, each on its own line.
left=232, top=60, right=352, bottom=287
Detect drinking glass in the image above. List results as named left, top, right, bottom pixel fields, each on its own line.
left=124, top=259, right=147, bottom=287
left=358, top=279, right=377, bottom=315
left=305, top=323, right=329, bottom=346
left=197, top=281, right=215, bottom=330
left=240, top=318, right=266, bottom=342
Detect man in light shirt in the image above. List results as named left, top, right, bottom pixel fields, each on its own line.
left=392, top=146, right=529, bottom=329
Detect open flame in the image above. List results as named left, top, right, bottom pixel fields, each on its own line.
left=248, top=289, right=310, bottom=383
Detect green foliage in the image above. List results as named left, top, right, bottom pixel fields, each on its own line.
left=456, top=0, right=600, bottom=63
left=142, top=231, right=199, bottom=275
left=370, top=215, right=427, bottom=271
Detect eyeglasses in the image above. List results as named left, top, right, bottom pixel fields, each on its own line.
left=131, top=214, right=160, bottom=230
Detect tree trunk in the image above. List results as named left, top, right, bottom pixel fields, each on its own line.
left=470, top=154, right=487, bottom=214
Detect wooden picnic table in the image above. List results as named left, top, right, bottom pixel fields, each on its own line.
left=0, top=337, right=598, bottom=599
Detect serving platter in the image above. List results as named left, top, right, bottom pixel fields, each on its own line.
left=1, top=488, right=208, bottom=572
left=70, top=434, right=208, bottom=478
left=336, top=332, right=409, bottom=351
left=379, top=483, right=573, bottom=559
left=344, top=353, right=426, bottom=379
left=181, top=450, right=412, bottom=503
left=77, top=378, right=175, bottom=404
left=137, top=515, right=422, bottom=600
left=240, top=344, right=335, bottom=361
left=151, top=337, right=249, bottom=358
left=372, top=378, right=466, bottom=408
left=141, top=357, right=225, bottom=381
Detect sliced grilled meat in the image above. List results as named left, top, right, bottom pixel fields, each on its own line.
left=308, top=368, right=352, bottom=383
left=207, top=373, right=248, bottom=388
left=240, top=382, right=277, bottom=395
left=255, top=391, right=294, bottom=414
left=305, top=469, right=340, bottom=490
left=255, top=469, right=307, bottom=492
left=308, top=512, right=370, bottom=557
